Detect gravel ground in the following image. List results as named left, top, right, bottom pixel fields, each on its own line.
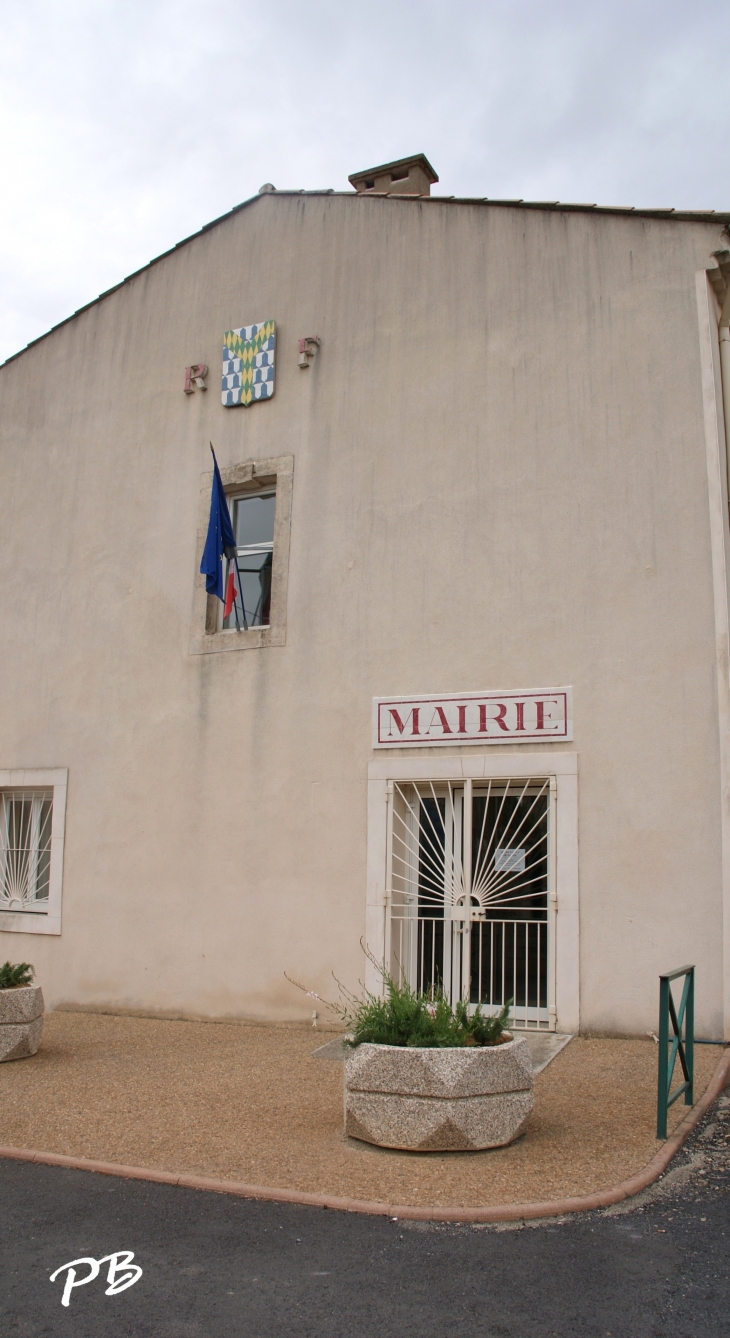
left=0, top=1012, right=722, bottom=1210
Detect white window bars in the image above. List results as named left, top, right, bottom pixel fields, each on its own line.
left=0, top=789, right=53, bottom=913
left=385, top=776, right=556, bottom=1029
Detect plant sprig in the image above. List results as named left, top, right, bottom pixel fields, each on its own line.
left=0, top=961, right=34, bottom=990
left=286, top=944, right=511, bottom=1048
left=340, top=975, right=511, bottom=1049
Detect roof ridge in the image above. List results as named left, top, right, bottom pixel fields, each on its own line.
left=3, top=191, right=729, bottom=368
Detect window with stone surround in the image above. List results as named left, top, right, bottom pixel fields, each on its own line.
left=189, top=454, right=293, bottom=656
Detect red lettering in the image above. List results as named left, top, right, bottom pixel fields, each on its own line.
left=486, top=702, right=509, bottom=731
left=535, top=700, right=558, bottom=731
left=426, top=707, right=452, bottom=735
left=477, top=702, right=510, bottom=732
left=386, top=709, right=407, bottom=736
left=379, top=694, right=565, bottom=744
left=385, top=707, right=420, bottom=737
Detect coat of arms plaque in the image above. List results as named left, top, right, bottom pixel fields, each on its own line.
left=221, top=320, right=276, bottom=406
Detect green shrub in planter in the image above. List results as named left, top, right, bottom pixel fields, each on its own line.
left=0, top=962, right=34, bottom=990
left=342, top=974, right=511, bottom=1049
left=0, top=963, right=42, bottom=1062
left=288, top=951, right=511, bottom=1049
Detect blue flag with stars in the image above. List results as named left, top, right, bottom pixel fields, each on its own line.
left=200, top=448, right=236, bottom=602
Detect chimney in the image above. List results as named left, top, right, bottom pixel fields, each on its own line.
left=348, top=154, right=438, bottom=197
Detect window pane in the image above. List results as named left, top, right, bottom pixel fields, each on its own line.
left=35, top=799, right=52, bottom=900
left=233, top=492, right=275, bottom=547
left=229, top=551, right=272, bottom=628
left=223, top=491, right=275, bottom=630
left=417, top=797, right=445, bottom=995
left=0, top=790, right=53, bottom=912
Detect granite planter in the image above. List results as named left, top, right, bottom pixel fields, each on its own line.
left=344, top=1037, right=534, bottom=1151
left=0, top=985, right=44, bottom=1062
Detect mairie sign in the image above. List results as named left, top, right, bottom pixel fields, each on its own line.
left=373, top=688, right=572, bottom=748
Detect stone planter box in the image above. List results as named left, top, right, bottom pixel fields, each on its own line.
left=344, top=1038, right=534, bottom=1151
left=0, top=985, right=44, bottom=1062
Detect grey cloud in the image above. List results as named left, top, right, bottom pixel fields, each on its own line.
left=1, top=0, right=728, bottom=361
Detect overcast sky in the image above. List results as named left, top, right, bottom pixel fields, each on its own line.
left=1, top=0, right=728, bottom=364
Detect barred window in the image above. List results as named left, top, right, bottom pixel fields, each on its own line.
left=0, top=790, right=53, bottom=913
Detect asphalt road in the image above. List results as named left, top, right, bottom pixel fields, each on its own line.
left=2, top=1098, right=730, bottom=1338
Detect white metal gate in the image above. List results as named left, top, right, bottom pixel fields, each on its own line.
left=384, top=777, right=556, bottom=1030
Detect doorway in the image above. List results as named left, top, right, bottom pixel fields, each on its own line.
left=385, top=777, right=555, bottom=1029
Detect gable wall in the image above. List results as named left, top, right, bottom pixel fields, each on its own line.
left=0, top=195, right=727, bottom=1033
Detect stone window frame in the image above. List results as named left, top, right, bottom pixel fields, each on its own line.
left=189, top=454, right=293, bottom=656
left=0, top=768, right=68, bottom=937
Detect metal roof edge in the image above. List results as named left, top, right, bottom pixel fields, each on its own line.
left=3, top=189, right=729, bottom=368
left=332, top=191, right=730, bottom=223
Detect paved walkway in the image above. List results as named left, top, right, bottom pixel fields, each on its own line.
left=3, top=1092, right=730, bottom=1337
left=0, top=1012, right=723, bottom=1210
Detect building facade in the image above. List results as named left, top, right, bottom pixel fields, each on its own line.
left=2, top=155, right=730, bottom=1037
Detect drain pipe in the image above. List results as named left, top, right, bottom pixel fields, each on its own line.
left=709, top=249, right=730, bottom=1049
left=720, top=288, right=730, bottom=460
left=710, top=249, right=730, bottom=459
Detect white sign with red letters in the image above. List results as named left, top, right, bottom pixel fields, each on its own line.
left=373, top=688, right=572, bottom=748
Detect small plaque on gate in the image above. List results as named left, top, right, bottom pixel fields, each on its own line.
left=495, top=848, right=526, bottom=873
left=372, top=688, right=572, bottom=748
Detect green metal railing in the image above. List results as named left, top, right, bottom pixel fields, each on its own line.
left=657, top=965, right=694, bottom=1140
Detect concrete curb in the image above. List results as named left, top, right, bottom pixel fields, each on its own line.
left=1, top=1047, right=729, bottom=1224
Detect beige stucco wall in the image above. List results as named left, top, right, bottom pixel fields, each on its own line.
left=0, top=193, right=728, bottom=1035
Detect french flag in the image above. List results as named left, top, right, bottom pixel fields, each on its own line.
left=223, top=564, right=238, bottom=621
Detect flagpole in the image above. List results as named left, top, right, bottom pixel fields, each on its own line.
left=234, top=555, right=249, bottom=630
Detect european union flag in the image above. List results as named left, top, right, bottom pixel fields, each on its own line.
left=200, top=446, right=236, bottom=602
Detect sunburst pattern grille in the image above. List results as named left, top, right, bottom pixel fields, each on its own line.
left=0, top=790, right=53, bottom=912
left=386, top=778, right=553, bottom=1027
left=390, top=778, right=549, bottom=915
